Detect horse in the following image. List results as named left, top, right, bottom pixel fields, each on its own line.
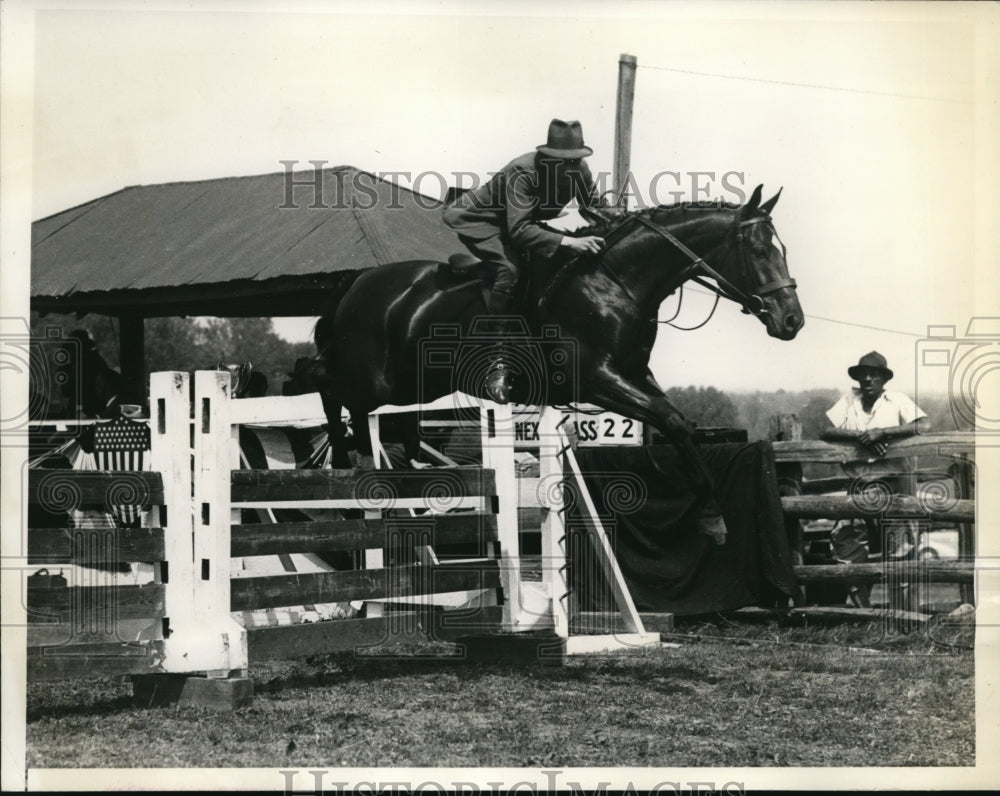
left=312, top=184, right=803, bottom=514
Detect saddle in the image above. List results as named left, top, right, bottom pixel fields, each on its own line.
left=435, top=253, right=539, bottom=315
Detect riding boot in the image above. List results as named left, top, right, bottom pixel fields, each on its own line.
left=483, top=289, right=515, bottom=404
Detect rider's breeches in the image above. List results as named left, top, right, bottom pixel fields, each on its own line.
left=457, top=233, right=518, bottom=313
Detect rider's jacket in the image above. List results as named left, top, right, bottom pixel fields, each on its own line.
left=443, top=152, right=603, bottom=259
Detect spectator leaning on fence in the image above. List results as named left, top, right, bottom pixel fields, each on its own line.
left=820, top=351, right=929, bottom=576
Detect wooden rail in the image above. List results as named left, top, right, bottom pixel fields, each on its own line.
left=28, top=470, right=164, bottom=509
left=770, top=425, right=976, bottom=603
left=781, top=495, right=974, bottom=523
left=231, top=561, right=502, bottom=612
left=230, top=514, right=499, bottom=557
left=230, top=466, right=496, bottom=503
left=772, top=432, right=975, bottom=464
left=27, top=527, right=165, bottom=564
left=792, top=560, right=973, bottom=585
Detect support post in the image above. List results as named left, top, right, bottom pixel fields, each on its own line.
left=179, top=371, right=247, bottom=676
left=118, top=313, right=145, bottom=406
left=613, top=53, right=638, bottom=210
left=364, top=413, right=385, bottom=618
left=957, top=453, right=975, bottom=605
left=770, top=413, right=805, bottom=577
left=768, top=414, right=802, bottom=442
left=149, top=372, right=194, bottom=650
left=481, top=401, right=523, bottom=631
left=538, top=407, right=569, bottom=638
left=134, top=371, right=250, bottom=709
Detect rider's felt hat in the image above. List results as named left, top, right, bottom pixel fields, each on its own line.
left=537, top=119, right=593, bottom=159
left=848, top=351, right=894, bottom=382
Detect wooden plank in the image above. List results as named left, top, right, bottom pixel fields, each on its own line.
left=248, top=615, right=426, bottom=659
left=28, top=470, right=164, bottom=509
left=571, top=612, right=674, bottom=636
left=565, top=633, right=660, bottom=656
left=800, top=476, right=852, bottom=494
left=782, top=495, right=974, bottom=522
left=772, top=434, right=974, bottom=464
left=230, top=561, right=501, bottom=612
left=27, top=641, right=167, bottom=681
left=27, top=583, right=166, bottom=621
left=27, top=617, right=160, bottom=647
left=27, top=527, right=165, bottom=564
left=132, top=674, right=254, bottom=711
left=733, top=605, right=930, bottom=626
left=230, top=466, right=497, bottom=502
left=792, top=560, right=973, bottom=585
left=228, top=392, right=325, bottom=426
left=231, top=514, right=499, bottom=557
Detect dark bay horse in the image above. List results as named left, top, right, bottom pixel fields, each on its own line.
left=313, top=185, right=802, bottom=508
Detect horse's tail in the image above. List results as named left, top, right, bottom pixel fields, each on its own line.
left=311, top=278, right=364, bottom=467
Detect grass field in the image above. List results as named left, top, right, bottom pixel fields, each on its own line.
left=25, top=615, right=974, bottom=769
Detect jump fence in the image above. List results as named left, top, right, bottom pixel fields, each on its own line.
left=25, top=371, right=659, bottom=707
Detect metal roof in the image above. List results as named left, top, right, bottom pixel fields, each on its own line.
left=31, top=166, right=463, bottom=317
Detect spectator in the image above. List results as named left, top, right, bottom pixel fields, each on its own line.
left=63, top=330, right=127, bottom=419
left=245, top=371, right=268, bottom=398
left=820, top=351, right=930, bottom=605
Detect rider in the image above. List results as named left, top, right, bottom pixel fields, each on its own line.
left=443, top=118, right=607, bottom=402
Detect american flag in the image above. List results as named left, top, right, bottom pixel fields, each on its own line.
left=93, top=417, right=151, bottom=526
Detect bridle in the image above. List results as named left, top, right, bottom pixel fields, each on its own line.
left=630, top=211, right=796, bottom=317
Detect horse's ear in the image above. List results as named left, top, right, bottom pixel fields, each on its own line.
left=746, top=184, right=763, bottom=211
left=759, top=187, right=783, bottom=215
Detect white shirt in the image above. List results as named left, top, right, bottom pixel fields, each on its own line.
left=826, top=388, right=926, bottom=432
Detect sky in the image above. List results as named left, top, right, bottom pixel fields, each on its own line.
left=14, top=0, right=1000, bottom=399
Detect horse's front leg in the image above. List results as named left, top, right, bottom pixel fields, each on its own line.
left=583, top=366, right=726, bottom=533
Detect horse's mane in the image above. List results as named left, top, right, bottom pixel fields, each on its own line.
left=562, top=199, right=742, bottom=239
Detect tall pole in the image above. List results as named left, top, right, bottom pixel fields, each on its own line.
left=613, top=53, right=637, bottom=210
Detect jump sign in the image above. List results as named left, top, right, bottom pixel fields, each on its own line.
left=511, top=404, right=643, bottom=448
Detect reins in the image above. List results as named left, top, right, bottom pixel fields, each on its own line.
left=536, top=206, right=796, bottom=326
left=632, top=213, right=796, bottom=317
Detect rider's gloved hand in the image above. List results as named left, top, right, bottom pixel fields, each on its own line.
left=561, top=235, right=605, bottom=255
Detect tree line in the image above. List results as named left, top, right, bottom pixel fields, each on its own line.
left=29, top=312, right=970, bottom=436
left=29, top=313, right=316, bottom=412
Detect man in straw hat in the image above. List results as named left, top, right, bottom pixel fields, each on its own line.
left=820, top=351, right=929, bottom=605
left=443, top=119, right=608, bottom=402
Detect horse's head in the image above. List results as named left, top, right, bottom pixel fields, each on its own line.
left=628, top=187, right=802, bottom=340
left=727, top=185, right=803, bottom=340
